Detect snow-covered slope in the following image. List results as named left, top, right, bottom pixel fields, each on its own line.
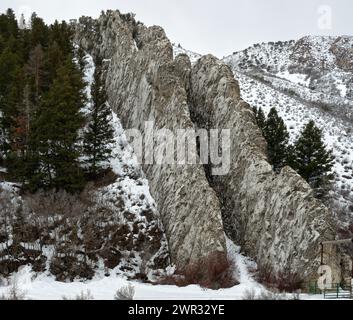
left=0, top=241, right=328, bottom=300
left=224, top=36, right=353, bottom=224
left=225, top=36, right=353, bottom=108
left=0, top=53, right=169, bottom=282
left=172, top=43, right=202, bottom=65
left=0, top=241, right=268, bottom=300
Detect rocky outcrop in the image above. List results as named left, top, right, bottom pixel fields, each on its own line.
left=75, top=10, right=342, bottom=282
left=75, top=11, right=226, bottom=267
left=189, top=55, right=340, bottom=281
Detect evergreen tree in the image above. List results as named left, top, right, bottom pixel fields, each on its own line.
left=254, top=106, right=266, bottom=134
left=0, top=9, right=19, bottom=39
left=0, top=9, right=92, bottom=192
left=45, top=41, right=65, bottom=87
left=30, top=13, right=49, bottom=48
left=291, top=120, right=334, bottom=198
left=49, top=20, right=73, bottom=57
left=263, top=107, right=289, bottom=172
left=0, top=47, right=22, bottom=154
left=28, top=58, right=86, bottom=192
left=83, top=60, right=114, bottom=177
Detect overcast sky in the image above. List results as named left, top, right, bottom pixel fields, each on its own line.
left=1, top=0, right=353, bottom=57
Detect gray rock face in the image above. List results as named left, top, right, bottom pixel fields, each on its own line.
left=75, top=11, right=342, bottom=281
left=75, top=11, right=226, bottom=267
left=189, top=55, right=340, bottom=281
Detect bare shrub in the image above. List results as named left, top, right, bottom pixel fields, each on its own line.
left=257, top=290, right=286, bottom=300
left=1, top=277, right=27, bottom=300
left=92, top=169, right=118, bottom=188
left=242, top=289, right=297, bottom=300
left=24, top=189, right=90, bottom=218
left=257, top=264, right=303, bottom=293
left=158, top=251, right=238, bottom=290
left=114, top=284, right=135, bottom=300
left=242, top=288, right=257, bottom=300
left=63, top=290, right=94, bottom=300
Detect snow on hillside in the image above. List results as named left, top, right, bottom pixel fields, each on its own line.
left=224, top=36, right=353, bottom=115
left=1, top=239, right=326, bottom=300
left=82, top=53, right=164, bottom=230
left=0, top=238, right=332, bottom=300
left=172, top=44, right=202, bottom=65
left=233, top=71, right=353, bottom=222
left=173, top=39, right=353, bottom=222
left=0, top=53, right=169, bottom=282
left=224, top=36, right=353, bottom=223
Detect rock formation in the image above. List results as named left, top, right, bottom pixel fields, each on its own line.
left=75, top=11, right=226, bottom=267
left=75, top=10, right=343, bottom=282
left=189, top=55, right=340, bottom=281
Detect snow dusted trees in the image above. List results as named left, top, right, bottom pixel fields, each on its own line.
left=254, top=107, right=334, bottom=198
left=83, top=59, right=114, bottom=178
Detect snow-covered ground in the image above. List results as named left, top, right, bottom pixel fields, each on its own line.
left=0, top=238, right=325, bottom=300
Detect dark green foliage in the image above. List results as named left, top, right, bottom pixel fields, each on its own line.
left=263, top=107, right=289, bottom=172
left=44, top=41, right=65, bottom=87
left=0, top=8, right=114, bottom=193
left=30, top=13, right=49, bottom=48
left=83, top=59, right=114, bottom=177
left=253, top=106, right=266, bottom=134
left=0, top=48, right=24, bottom=154
left=29, top=59, right=86, bottom=192
left=49, top=20, right=74, bottom=55
left=255, top=107, right=334, bottom=199
left=0, top=9, right=19, bottom=40
left=290, top=120, right=335, bottom=199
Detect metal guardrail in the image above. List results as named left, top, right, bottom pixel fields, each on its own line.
left=324, top=283, right=352, bottom=300
left=307, top=282, right=352, bottom=299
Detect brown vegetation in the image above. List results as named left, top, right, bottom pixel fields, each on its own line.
left=158, top=251, right=238, bottom=290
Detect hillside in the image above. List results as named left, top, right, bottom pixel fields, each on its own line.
left=0, top=8, right=352, bottom=300
left=224, top=36, right=353, bottom=226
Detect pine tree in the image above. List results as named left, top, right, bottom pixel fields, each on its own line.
left=263, top=107, right=289, bottom=172
left=28, top=58, right=86, bottom=192
left=254, top=106, right=266, bottom=134
left=291, top=120, right=334, bottom=198
left=83, top=60, right=114, bottom=177
left=30, top=13, right=49, bottom=48
left=0, top=10, right=91, bottom=192
left=45, top=41, right=65, bottom=87
left=0, top=47, right=22, bottom=154
left=1, top=9, right=19, bottom=39
left=49, top=20, right=73, bottom=57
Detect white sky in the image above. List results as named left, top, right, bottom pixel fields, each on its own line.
left=1, top=0, right=353, bottom=57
